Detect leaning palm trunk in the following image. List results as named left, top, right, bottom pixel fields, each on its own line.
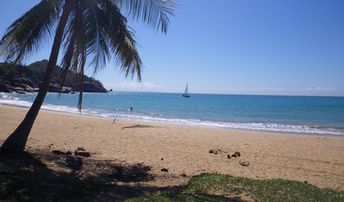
left=1, top=2, right=73, bottom=152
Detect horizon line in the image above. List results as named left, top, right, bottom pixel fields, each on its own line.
left=107, top=90, right=344, bottom=98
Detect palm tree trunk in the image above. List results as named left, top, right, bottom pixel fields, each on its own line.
left=1, top=1, right=74, bottom=152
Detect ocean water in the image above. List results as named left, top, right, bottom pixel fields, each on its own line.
left=1, top=92, right=344, bottom=136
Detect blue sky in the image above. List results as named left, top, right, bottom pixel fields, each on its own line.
left=0, top=0, right=343, bottom=96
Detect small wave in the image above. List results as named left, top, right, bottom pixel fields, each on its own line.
left=0, top=94, right=33, bottom=108
left=1, top=93, right=343, bottom=136
left=105, top=114, right=344, bottom=136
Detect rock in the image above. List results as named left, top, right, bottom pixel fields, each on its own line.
left=52, top=150, right=72, bottom=156
left=73, top=82, right=107, bottom=93
left=209, top=148, right=225, bottom=155
left=74, top=151, right=90, bottom=157
left=13, top=77, right=35, bottom=88
left=11, top=82, right=35, bottom=92
left=11, top=79, right=35, bottom=93
left=56, top=156, right=83, bottom=170
left=161, top=158, right=164, bottom=161
left=74, top=147, right=91, bottom=157
left=48, top=83, right=61, bottom=92
left=61, top=86, right=72, bottom=93
left=48, top=143, right=54, bottom=149
left=0, top=82, right=12, bottom=93
left=12, top=87, right=25, bottom=94
left=239, top=160, right=250, bottom=167
left=46, top=83, right=71, bottom=93
left=231, top=152, right=241, bottom=158
left=76, top=147, right=85, bottom=151
left=23, top=85, right=35, bottom=92
left=161, top=168, right=169, bottom=172
left=227, top=154, right=232, bottom=159
left=0, top=60, right=108, bottom=93
left=181, top=173, right=187, bottom=177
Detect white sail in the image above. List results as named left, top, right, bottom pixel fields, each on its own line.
left=183, top=84, right=190, bottom=97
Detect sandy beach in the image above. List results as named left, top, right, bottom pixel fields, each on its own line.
left=1, top=105, right=344, bottom=191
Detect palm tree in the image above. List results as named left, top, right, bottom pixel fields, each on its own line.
left=0, top=0, right=175, bottom=152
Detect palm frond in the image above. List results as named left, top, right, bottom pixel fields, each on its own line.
left=96, top=0, right=142, bottom=80
left=58, top=30, right=76, bottom=93
left=63, top=0, right=142, bottom=80
left=112, top=0, right=175, bottom=33
left=0, top=0, right=62, bottom=64
left=77, top=48, right=86, bottom=112
left=59, top=2, right=79, bottom=91
left=81, top=0, right=110, bottom=74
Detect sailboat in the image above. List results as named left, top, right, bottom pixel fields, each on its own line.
left=182, top=84, right=190, bottom=97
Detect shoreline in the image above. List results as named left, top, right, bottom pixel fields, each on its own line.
left=1, top=104, right=344, bottom=191
left=0, top=100, right=343, bottom=137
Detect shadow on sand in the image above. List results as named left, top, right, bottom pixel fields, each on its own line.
left=0, top=150, right=187, bottom=201
left=0, top=149, right=244, bottom=201
left=121, top=124, right=156, bottom=130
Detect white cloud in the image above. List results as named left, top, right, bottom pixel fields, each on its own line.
left=304, top=86, right=335, bottom=91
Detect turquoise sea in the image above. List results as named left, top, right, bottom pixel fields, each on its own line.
left=1, top=92, right=344, bottom=136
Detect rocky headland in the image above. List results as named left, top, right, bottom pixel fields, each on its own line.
left=0, top=60, right=107, bottom=94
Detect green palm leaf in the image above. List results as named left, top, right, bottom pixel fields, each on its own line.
left=0, top=0, right=61, bottom=64
left=113, top=0, right=175, bottom=33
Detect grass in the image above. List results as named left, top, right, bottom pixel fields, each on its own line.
left=187, top=173, right=344, bottom=201
left=127, top=173, right=344, bottom=202
left=126, top=194, right=236, bottom=202
left=1, top=152, right=343, bottom=201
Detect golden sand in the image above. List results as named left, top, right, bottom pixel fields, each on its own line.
left=1, top=105, right=343, bottom=190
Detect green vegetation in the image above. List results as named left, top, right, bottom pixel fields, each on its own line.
left=126, top=194, right=234, bottom=202
left=186, top=173, right=343, bottom=201
left=128, top=174, right=344, bottom=202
